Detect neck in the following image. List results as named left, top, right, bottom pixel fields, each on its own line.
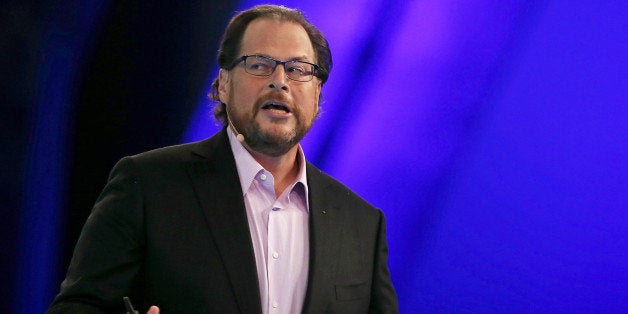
left=248, top=145, right=300, bottom=196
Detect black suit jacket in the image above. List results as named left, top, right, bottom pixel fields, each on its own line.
left=48, top=129, right=398, bottom=313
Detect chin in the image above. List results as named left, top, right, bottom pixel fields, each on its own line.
left=260, top=123, right=296, bottom=137
left=263, top=129, right=298, bottom=144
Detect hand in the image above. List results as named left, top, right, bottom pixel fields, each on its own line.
left=146, top=305, right=159, bottom=314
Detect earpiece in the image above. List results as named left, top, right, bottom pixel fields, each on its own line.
left=225, top=106, right=245, bottom=143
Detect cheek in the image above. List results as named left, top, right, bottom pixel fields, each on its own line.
left=230, top=81, right=256, bottom=106
left=297, top=85, right=320, bottom=112
left=299, top=98, right=319, bottom=123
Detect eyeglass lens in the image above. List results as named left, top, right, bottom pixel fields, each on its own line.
left=243, top=56, right=315, bottom=82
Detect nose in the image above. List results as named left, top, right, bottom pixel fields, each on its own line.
left=268, top=64, right=289, bottom=92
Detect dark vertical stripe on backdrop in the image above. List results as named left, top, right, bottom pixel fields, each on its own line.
left=17, top=1, right=109, bottom=312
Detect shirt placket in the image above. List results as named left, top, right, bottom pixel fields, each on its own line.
left=253, top=170, right=276, bottom=313
left=268, top=184, right=300, bottom=313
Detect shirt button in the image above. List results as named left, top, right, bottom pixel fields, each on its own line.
left=272, top=301, right=278, bottom=308
left=260, top=173, right=267, bottom=181
left=272, top=252, right=279, bottom=259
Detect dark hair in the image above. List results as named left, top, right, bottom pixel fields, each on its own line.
left=210, top=5, right=332, bottom=125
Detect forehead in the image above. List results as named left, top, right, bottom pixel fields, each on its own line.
left=240, top=18, right=315, bottom=61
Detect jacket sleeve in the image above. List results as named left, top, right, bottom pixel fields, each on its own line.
left=369, top=211, right=399, bottom=313
left=47, top=157, right=145, bottom=313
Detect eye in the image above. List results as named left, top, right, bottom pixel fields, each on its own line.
left=245, top=56, right=275, bottom=73
left=247, top=61, right=272, bottom=71
left=286, top=62, right=308, bottom=75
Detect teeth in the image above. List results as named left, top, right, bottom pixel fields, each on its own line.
left=263, top=102, right=289, bottom=112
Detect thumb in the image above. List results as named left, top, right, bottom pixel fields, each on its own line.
left=146, top=305, right=160, bottom=314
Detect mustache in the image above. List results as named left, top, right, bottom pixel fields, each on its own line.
left=253, top=92, right=292, bottom=112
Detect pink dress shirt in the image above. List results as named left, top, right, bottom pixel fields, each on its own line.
left=227, top=128, right=309, bottom=314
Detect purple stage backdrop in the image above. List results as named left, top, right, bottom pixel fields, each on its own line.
left=14, top=0, right=626, bottom=312
left=185, top=1, right=627, bottom=312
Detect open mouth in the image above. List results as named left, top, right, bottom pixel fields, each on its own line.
left=261, top=101, right=291, bottom=114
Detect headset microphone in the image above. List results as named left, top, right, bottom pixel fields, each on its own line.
left=236, top=132, right=245, bottom=143
left=226, top=107, right=245, bottom=143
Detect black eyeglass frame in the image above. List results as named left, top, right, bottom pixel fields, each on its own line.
left=228, top=55, right=320, bottom=82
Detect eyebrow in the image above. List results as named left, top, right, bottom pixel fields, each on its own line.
left=289, top=55, right=311, bottom=62
left=250, top=53, right=312, bottom=62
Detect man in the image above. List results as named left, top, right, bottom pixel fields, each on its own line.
left=48, top=4, right=397, bottom=313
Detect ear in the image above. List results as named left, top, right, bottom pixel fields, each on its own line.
left=218, top=69, right=230, bottom=103
left=314, top=81, right=322, bottom=111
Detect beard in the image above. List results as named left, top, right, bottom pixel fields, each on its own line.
left=227, top=92, right=314, bottom=157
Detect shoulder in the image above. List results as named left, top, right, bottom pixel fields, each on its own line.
left=106, top=130, right=230, bottom=181
left=123, top=129, right=228, bottom=167
left=129, top=140, right=204, bottom=164
left=306, top=162, right=381, bottom=216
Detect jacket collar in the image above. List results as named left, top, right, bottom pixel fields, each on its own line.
left=188, top=129, right=345, bottom=313
left=187, top=128, right=262, bottom=313
left=302, top=162, right=345, bottom=312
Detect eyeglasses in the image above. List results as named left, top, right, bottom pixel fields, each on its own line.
left=228, top=55, right=319, bottom=82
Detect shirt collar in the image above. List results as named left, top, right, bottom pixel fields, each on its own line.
left=227, top=127, right=309, bottom=207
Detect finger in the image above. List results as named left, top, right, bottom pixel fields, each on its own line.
left=146, top=305, right=160, bottom=314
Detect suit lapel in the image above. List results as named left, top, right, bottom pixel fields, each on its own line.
left=187, top=129, right=261, bottom=313
left=303, top=163, right=345, bottom=313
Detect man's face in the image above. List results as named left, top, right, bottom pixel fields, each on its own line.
left=219, top=18, right=322, bottom=157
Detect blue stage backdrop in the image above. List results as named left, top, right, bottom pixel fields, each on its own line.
left=16, top=0, right=626, bottom=312
left=14, top=1, right=110, bottom=312
left=184, top=0, right=627, bottom=312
